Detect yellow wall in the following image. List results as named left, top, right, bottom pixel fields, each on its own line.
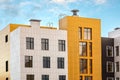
left=59, top=16, right=101, bottom=80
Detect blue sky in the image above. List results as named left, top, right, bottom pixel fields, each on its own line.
left=0, top=0, right=120, bottom=37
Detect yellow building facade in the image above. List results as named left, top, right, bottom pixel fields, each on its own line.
left=59, top=15, right=101, bottom=80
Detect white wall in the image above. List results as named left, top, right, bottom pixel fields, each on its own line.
left=11, top=27, right=68, bottom=80
left=10, top=28, right=21, bottom=80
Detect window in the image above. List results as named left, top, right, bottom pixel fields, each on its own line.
left=80, top=76, right=83, bottom=80
left=26, top=37, right=34, bottom=49
left=106, top=46, right=113, bottom=57
left=116, top=77, right=119, bottom=80
left=89, top=59, right=92, bottom=74
left=27, top=74, right=34, bottom=80
left=59, top=75, right=66, bottom=80
left=6, top=61, right=8, bottom=72
left=79, top=42, right=87, bottom=56
left=85, top=76, right=92, bottom=80
left=106, top=62, right=113, bottom=72
left=79, top=27, right=82, bottom=39
left=80, top=59, right=88, bottom=74
left=57, top=57, right=64, bottom=69
left=25, top=56, right=33, bottom=68
left=43, top=57, right=50, bottom=68
left=89, top=42, right=92, bottom=57
left=84, top=28, right=92, bottom=40
left=42, top=75, right=49, bottom=80
left=41, top=39, right=49, bottom=50
left=6, top=77, right=8, bottom=80
left=107, top=77, right=114, bottom=80
left=116, top=46, right=119, bottom=56
left=116, top=62, right=119, bottom=72
left=5, top=35, right=8, bottom=43
left=58, top=40, right=66, bottom=51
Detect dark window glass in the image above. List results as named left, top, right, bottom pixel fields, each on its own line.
left=43, top=57, right=50, bottom=68
left=26, top=37, right=34, bottom=49
left=59, top=75, right=66, bottom=80
left=6, top=77, right=8, bottom=80
left=116, top=62, right=119, bottom=72
left=41, top=39, right=49, bottom=50
left=80, top=76, right=83, bottom=80
left=80, top=59, right=88, bottom=74
left=25, top=56, right=33, bottom=68
left=116, top=46, right=119, bottom=56
left=107, top=62, right=113, bottom=72
left=84, top=28, right=92, bottom=40
left=106, top=46, right=113, bottom=57
left=42, top=75, right=49, bottom=80
left=79, top=42, right=87, bottom=56
left=58, top=40, right=66, bottom=51
left=79, top=28, right=82, bottom=39
left=57, top=57, right=64, bottom=69
left=85, top=76, right=92, bottom=80
left=27, top=74, right=34, bottom=80
left=89, top=42, right=92, bottom=57
left=116, top=77, right=119, bottom=80
left=89, top=59, right=92, bottom=74
left=6, top=61, right=8, bottom=72
left=107, top=77, right=114, bottom=80
left=5, top=35, right=8, bottom=43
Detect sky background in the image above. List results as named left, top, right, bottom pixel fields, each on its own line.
left=0, top=0, right=120, bottom=37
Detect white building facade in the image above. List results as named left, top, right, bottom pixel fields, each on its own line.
left=109, top=28, right=120, bottom=80
left=0, top=20, right=68, bottom=80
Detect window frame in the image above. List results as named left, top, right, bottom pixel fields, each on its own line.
left=106, top=61, right=114, bottom=72
left=26, top=74, right=34, bottom=80
left=26, top=37, right=34, bottom=50
left=57, top=57, right=64, bottom=69
left=41, top=38, right=49, bottom=50
left=43, top=57, right=50, bottom=68
left=106, top=46, right=113, bottom=57
left=25, top=56, right=33, bottom=68
left=58, top=40, right=66, bottom=51
left=42, top=75, right=49, bottom=80
left=84, top=28, right=92, bottom=40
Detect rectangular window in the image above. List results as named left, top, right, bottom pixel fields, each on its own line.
left=80, top=76, right=83, bottom=80
left=85, top=76, right=92, bottom=80
left=58, top=40, right=66, bottom=51
left=43, top=57, right=50, bottom=68
left=107, top=77, right=114, bottom=80
left=106, top=61, right=113, bottom=72
left=79, top=27, right=82, bottom=39
left=25, top=56, right=33, bottom=68
left=116, top=62, right=119, bottom=72
left=26, top=37, right=34, bottom=49
left=79, top=42, right=87, bottom=56
left=6, top=77, right=8, bottom=80
left=116, top=46, right=119, bottom=56
left=6, top=61, right=8, bottom=72
left=5, top=35, right=8, bottom=43
left=59, top=75, right=66, bottom=80
left=41, top=39, right=49, bottom=50
left=80, top=59, right=88, bottom=74
left=84, top=28, right=92, bottom=40
left=89, top=42, right=92, bottom=57
left=27, top=74, right=34, bottom=80
left=42, top=75, right=49, bottom=80
left=116, top=77, right=119, bottom=80
left=89, top=59, right=92, bottom=74
left=106, top=46, right=113, bottom=57
left=57, top=57, right=64, bottom=69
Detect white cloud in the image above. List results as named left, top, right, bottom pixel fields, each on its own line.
left=0, top=0, right=13, bottom=3
left=50, top=0, right=77, bottom=4
left=94, top=0, right=107, bottom=4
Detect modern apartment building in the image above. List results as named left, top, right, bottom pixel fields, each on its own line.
left=108, top=28, right=120, bottom=80
left=101, top=37, right=114, bottom=80
left=0, top=10, right=102, bottom=80
left=0, top=20, right=68, bottom=80
left=59, top=10, right=101, bottom=80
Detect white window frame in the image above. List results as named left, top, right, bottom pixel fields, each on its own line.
left=106, top=46, right=113, bottom=57
left=107, top=77, right=114, bottom=80
left=106, top=61, right=114, bottom=72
